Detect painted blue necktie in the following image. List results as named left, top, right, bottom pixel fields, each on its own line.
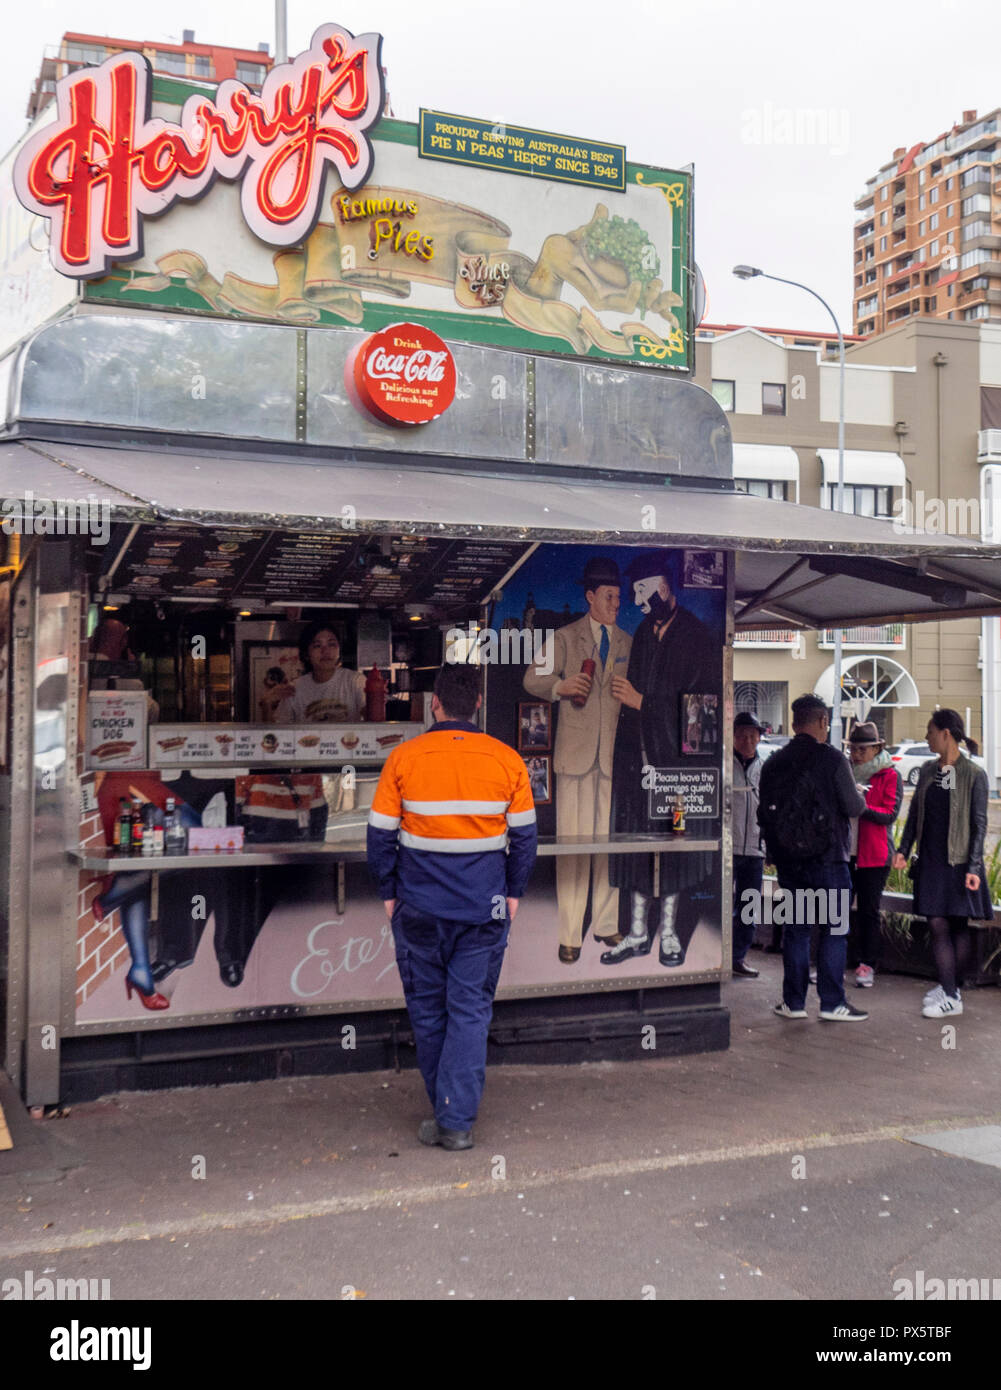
left=599, top=625, right=610, bottom=666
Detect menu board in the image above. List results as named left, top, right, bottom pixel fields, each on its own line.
left=109, top=525, right=528, bottom=608
left=415, top=539, right=521, bottom=606
left=149, top=723, right=421, bottom=766
left=235, top=532, right=359, bottom=601
left=115, top=525, right=270, bottom=600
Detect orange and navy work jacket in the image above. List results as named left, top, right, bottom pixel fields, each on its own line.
left=367, top=720, right=538, bottom=922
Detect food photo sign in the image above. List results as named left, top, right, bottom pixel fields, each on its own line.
left=13, top=22, right=692, bottom=370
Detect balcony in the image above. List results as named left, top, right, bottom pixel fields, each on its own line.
left=734, top=630, right=800, bottom=648
left=819, top=625, right=905, bottom=649
left=964, top=234, right=1001, bottom=253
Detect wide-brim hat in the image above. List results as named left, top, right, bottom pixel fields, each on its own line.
left=578, top=556, right=622, bottom=590
left=848, top=721, right=883, bottom=746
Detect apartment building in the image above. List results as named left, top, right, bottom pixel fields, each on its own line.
left=26, top=30, right=274, bottom=120
left=695, top=318, right=1001, bottom=779
left=853, top=109, right=1001, bottom=338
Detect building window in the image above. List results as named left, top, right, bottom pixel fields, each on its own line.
left=946, top=177, right=954, bottom=190
left=946, top=204, right=954, bottom=218
left=192, top=55, right=212, bottom=77
left=236, top=61, right=267, bottom=84
left=881, top=186, right=888, bottom=200
left=735, top=479, right=787, bottom=501
left=948, top=284, right=954, bottom=297
left=964, top=304, right=991, bottom=320
left=918, top=195, right=926, bottom=212
left=919, top=220, right=926, bottom=235
left=711, top=379, right=735, bottom=413
left=963, top=220, right=992, bottom=241
left=880, top=236, right=887, bottom=251
left=930, top=239, right=939, bottom=257
left=919, top=170, right=926, bottom=187
left=880, top=210, right=888, bottom=226
left=155, top=50, right=188, bottom=75
left=962, top=194, right=991, bottom=215
left=762, top=383, right=786, bottom=416
left=66, top=41, right=107, bottom=64
left=929, top=213, right=939, bottom=231
left=828, top=484, right=892, bottom=516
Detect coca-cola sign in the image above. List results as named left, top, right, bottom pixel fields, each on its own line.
left=346, top=322, right=457, bottom=426
left=13, top=23, right=384, bottom=279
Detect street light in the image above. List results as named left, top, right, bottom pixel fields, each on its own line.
left=732, top=264, right=847, bottom=750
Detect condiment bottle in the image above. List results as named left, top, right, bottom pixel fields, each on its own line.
left=672, top=793, right=686, bottom=835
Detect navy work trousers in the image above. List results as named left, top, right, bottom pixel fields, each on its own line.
left=391, top=901, right=510, bottom=1133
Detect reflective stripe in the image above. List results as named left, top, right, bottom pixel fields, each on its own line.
left=400, top=830, right=508, bottom=853
left=506, top=808, right=537, bottom=827
left=401, top=799, right=509, bottom=815
left=368, top=810, right=402, bottom=830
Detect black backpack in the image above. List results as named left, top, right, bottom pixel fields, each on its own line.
left=758, top=747, right=835, bottom=861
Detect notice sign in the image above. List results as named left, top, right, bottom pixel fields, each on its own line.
left=647, top=767, right=720, bottom=820
left=419, top=110, right=626, bottom=193
left=86, top=692, right=147, bottom=770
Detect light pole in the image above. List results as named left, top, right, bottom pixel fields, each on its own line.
left=275, top=0, right=288, bottom=63
left=733, top=265, right=846, bottom=750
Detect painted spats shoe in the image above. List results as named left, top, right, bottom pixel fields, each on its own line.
left=600, top=933, right=652, bottom=966
left=922, top=991, right=963, bottom=1018
left=855, top=965, right=874, bottom=988
left=658, top=928, right=685, bottom=968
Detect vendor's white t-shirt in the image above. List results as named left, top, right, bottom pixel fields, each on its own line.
left=279, top=669, right=365, bottom=723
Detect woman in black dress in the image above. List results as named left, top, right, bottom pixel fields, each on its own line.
left=893, top=709, right=991, bottom=1017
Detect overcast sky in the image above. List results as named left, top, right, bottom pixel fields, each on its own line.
left=5, top=0, right=1000, bottom=332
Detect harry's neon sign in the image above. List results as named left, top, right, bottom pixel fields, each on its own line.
left=13, top=23, right=385, bottom=278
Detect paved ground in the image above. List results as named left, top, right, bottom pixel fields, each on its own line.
left=2, top=951, right=1000, bottom=1314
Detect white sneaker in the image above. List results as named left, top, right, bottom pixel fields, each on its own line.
left=855, top=965, right=874, bottom=988
left=922, top=984, right=961, bottom=1007
left=922, top=993, right=963, bottom=1018
left=773, top=1001, right=808, bottom=1019
left=819, top=1003, right=869, bottom=1022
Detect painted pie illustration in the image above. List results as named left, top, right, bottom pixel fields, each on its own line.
left=340, top=733, right=360, bottom=748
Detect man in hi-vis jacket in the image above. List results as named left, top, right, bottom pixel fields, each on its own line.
left=523, top=556, right=631, bottom=963
left=367, top=663, right=537, bottom=1151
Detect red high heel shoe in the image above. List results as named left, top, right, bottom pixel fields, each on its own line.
left=125, top=974, right=170, bottom=1011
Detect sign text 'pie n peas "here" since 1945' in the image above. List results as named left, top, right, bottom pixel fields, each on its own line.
left=419, top=110, right=625, bottom=193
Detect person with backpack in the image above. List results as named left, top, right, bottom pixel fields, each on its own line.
left=758, top=694, right=868, bottom=1022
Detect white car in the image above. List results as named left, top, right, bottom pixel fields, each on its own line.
left=756, top=734, right=790, bottom=763
left=888, top=740, right=987, bottom=786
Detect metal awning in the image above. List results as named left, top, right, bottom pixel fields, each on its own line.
left=732, top=442, right=800, bottom=482
left=818, top=448, right=906, bottom=489
left=4, top=437, right=1001, bottom=629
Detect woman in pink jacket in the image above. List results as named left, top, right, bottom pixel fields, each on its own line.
left=848, top=723, right=904, bottom=989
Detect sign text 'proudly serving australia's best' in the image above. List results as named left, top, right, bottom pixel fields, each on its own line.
left=13, top=23, right=385, bottom=277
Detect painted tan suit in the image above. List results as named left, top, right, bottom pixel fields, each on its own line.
left=524, top=615, right=631, bottom=948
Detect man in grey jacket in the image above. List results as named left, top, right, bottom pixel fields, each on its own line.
left=732, top=712, right=764, bottom=979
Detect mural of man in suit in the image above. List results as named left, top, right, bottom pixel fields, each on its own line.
left=524, top=557, right=632, bottom=963
left=602, top=550, right=720, bottom=969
